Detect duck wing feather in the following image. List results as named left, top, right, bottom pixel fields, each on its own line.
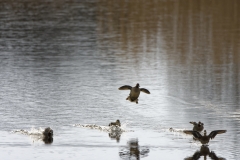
left=208, top=130, right=227, bottom=139
left=118, top=85, right=132, bottom=90
left=140, top=88, right=150, bottom=94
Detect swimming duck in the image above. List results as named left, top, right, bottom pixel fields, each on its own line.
left=42, top=127, right=53, bottom=144
left=118, top=83, right=150, bottom=104
left=190, top=121, right=204, bottom=132
left=183, top=130, right=226, bottom=145
left=109, top=119, right=121, bottom=127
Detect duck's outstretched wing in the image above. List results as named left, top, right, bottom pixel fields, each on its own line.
left=208, top=130, right=226, bottom=139
left=140, top=88, right=150, bottom=94
left=118, top=85, right=132, bottom=90
left=183, top=130, right=202, bottom=139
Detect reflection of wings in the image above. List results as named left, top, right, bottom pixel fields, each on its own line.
left=184, top=151, right=201, bottom=160
left=208, top=130, right=227, bottom=139
left=119, top=85, right=132, bottom=90
left=140, top=88, right=150, bottom=94
left=183, top=130, right=202, bottom=139
left=209, top=151, right=226, bottom=160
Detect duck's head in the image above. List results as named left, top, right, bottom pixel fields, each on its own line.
left=136, top=83, right=140, bottom=88
left=198, top=122, right=201, bottom=127
left=43, top=127, right=53, bottom=137
left=198, top=121, right=204, bottom=127
left=116, top=119, right=120, bottom=123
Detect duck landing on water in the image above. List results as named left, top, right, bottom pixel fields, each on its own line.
left=183, top=130, right=226, bottom=145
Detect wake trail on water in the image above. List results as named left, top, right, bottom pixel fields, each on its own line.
left=11, top=127, right=54, bottom=144
left=12, top=127, right=46, bottom=136
left=73, top=122, right=133, bottom=133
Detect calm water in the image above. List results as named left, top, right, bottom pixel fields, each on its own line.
left=0, top=0, right=240, bottom=159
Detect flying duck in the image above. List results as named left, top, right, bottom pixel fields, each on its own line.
left=118, top=83, right=150, bottom=104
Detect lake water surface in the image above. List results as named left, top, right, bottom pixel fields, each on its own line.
left=0, top=1, right=240, bottom=160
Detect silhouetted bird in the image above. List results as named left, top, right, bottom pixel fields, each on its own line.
left=118, top=83, right=150, bottom=104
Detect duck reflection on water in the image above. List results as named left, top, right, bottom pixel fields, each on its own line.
left=184, top=145, right=226, bottom=160
left=108, top=125, right=122, bottom=142
left=108, top=119, right=123, bottom=142
left=119, top=138, right=149, bottom=160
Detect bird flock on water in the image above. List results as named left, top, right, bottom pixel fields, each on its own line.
left=13, top=83, right=226, bottom=151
